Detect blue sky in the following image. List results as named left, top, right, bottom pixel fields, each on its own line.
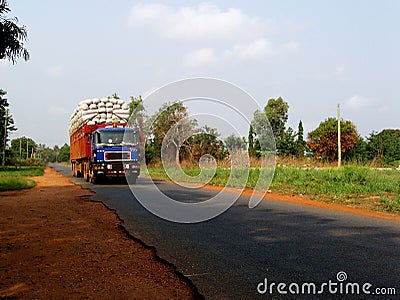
left=1, top=1, right=399, bottom=146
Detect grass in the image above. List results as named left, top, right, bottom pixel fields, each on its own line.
left=0, top=177, right=36, bottom=191
left=0, top=166, right=45, bottom=191
left=145, top=165, right=400, bottom=215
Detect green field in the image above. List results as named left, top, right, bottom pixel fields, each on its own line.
left=0, top=166, right=45, bottom=191
left=146, top=165, right=400, bottom=214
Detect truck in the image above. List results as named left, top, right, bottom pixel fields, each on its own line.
left=69, top=98, right=140, bottom=183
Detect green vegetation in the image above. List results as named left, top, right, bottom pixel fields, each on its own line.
left=0, top=166, right=44, bottom=191
left=0, top=177, right=36, bottom=191
left=146, top=165, right=400, bottom=215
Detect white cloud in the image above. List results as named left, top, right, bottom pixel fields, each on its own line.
left=346, top=95, right=377, bottom=110
left=230, top=39, right=273, bottom=60
left=46, top=65, right=64, bottom=78
left=129, top=2, right=264, bottom=42
left=184, top=48, right=218, bottom=68
left=182, top=39, right=299, bottom=68
left=130, top=3, right=299, bottom=67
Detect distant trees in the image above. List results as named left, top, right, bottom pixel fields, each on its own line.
left=127, top=95, right=400, bottom=168
left=0, top=0, right=29, bottom=63
left=8, top=137, right=70, bottom=165
left=224, top=134, right=246, bottom=151
left=0, top=89, right=16, bottom=162
left=307, top=118, right=359, bottom=161
left=185, top=126, right=226, bottom=162
left=58, top=143, right=70, bottom=162
left=10, top=136, right=36, bottom=160
left=367, top=129, right=400, bottom=166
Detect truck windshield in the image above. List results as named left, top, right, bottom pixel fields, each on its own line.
left=97, top=130, right=139, bottom=145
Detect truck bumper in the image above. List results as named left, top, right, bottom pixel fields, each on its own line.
left=93, top=162, right=140, bottom=177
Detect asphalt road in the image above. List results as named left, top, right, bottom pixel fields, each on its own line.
left=53, top=165, right=400, bottom=299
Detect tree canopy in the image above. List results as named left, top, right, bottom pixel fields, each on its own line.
left=263, top=97, right=289, bottom=142
left=307, top=117, right=359, bottom=161
left=0, top=0, right=29, bottom=63
left=148, top=102, right=197, bottom=164
left=367, top=129, right=400, bottom=166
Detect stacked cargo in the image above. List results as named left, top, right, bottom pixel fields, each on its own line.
left=69, top=98, right=130, bottom=135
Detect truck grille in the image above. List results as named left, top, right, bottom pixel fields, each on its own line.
left=105, top=152, right=130, bottom=160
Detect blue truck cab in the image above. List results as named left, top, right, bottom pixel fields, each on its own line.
left=91, top=127, right=140, bottom=183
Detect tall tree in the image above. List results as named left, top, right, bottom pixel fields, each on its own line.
left=294, top=120, right=306, bottom=157
left=149, top=102, right=197, bottom=165
left=128, top=95, right=146, bottom=154
left=248, top=125, right=256, bottom=157
left=0, top=0, right=29, bottom=63
left=0, top=89, right=16, bottom=158
left=250, top=109, right=275, bottom=155
left=278, top=127, right=296, bottom=156
left=307, top=117, right=359, bottom=161
left=263, top=97, right=289, bottom=144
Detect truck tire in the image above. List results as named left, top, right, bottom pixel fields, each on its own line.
left=90, top=171, right=98, bottom=184
left=84, top=164, right=90, bottom=182
left=72, top=163, right=76, bottom=177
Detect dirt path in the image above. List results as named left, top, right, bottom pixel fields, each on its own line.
left=0, top=168, right=201, bottom=299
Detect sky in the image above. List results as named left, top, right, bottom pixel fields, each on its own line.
left=1, top=0, right=399, bottom=146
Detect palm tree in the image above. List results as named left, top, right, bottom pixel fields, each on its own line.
left=0, top=0, right=29, bottom=63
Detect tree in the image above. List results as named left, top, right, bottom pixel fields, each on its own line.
left=185, top=126, right=227, bottom=162
left=129, top=95, right=146, bottom=142
left=10, top=136, right=36, bottom=160
left=0, top=0, right=29, bottom=63
left=263, top=97, right=289, bottom=144
left=224, top=134, right=246, bottom=151
left=36, top=143, right=57, bottom=162
left=1, top=89, right=16, bottom=161
left=294, top=120, right=306, bottom=157
left=248, top=125, right=257, bottom=157
left=278, top=127, right=296, bottom=156
left=344, top=137, right=368, bottom=163
left=250, top=109, right=275, bottom=155
left=367, top=129, right=400, bottom=166
left=58, top=143, right=70, bottom=162
left=149, top=102, right=197, bottom=165
left=307, top=118, right=359, bottom=161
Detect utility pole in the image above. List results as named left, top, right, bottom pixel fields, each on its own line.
left=337, top=104, right=341, bottom=167
left=2, top=109, right=8, bottom=166
left=26, top=140, right=28, bottom=160
left=19, top=138, right=22, bottom=159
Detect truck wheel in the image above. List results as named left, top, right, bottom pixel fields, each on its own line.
left=90, top=173, right=97, bottom=184
left=72, top=163, right=76, bottom=177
